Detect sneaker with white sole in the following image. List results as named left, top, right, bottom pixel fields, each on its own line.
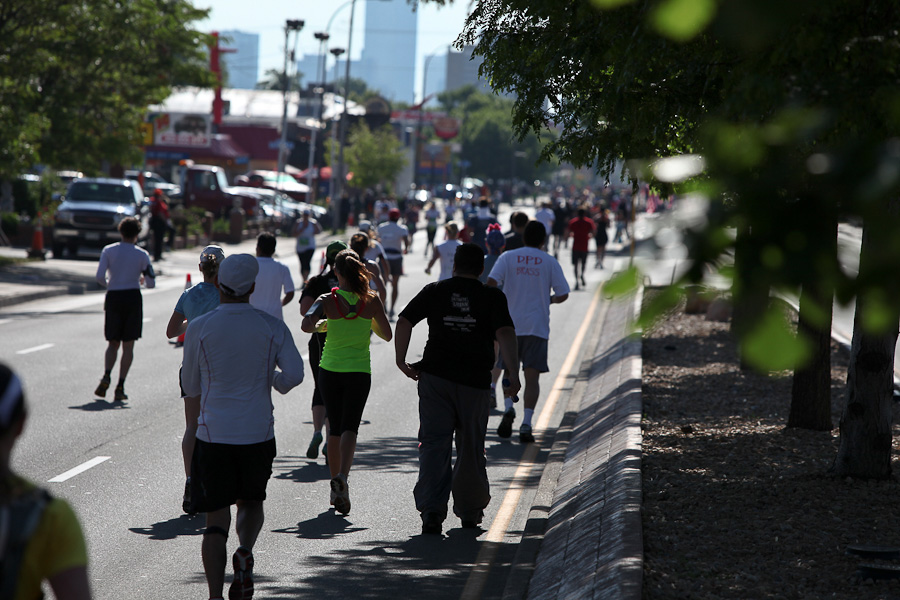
left=331, top=473, right=350, bottom=515
left=229, top=546, right=253, bottom=600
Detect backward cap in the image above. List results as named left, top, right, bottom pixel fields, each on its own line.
left=217, top=254, right=258, bottom=296
left=200, top=245, right=225, bottom=264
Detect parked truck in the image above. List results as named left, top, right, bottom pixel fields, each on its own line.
left=173, top=163, right=262, bottom=221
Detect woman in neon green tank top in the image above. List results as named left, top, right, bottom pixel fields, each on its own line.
left=301, top=249, right=391, bottom=515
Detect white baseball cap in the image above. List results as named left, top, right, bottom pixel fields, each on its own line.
left=217, top=254, right=258, bottom=296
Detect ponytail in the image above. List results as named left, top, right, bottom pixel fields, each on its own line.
left=334, top=249, right=374, bottom=300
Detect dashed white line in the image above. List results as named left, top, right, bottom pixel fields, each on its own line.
left=48, top=456, right=111, bottom=483
left=16, top=343, right=55, bottom=355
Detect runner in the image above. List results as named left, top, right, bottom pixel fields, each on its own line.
left=0, top=363, right=91, bottom=600
left=165, top=244, right=226, bottom=514
left=300, top=250, right=392, bottom=515
left=350, top=232, right=388, bottom=304
left=534, top=201, right=555, bottom=251
left=487, top=221, right=570, bottom=443
left=504, top=211, right=528, bottom=252
left=479, top=224, right=505, bottom=284
left=425, top=222, right=461, bottom=281
left=465, top=198, right=499, bottom=252
left=94, top=217, right=155, bottom=403
left=423, top=201, right=441, bottom=257
left=182, top=254, right=304, bottom=600
left=567, top=207, right=596, bottom=290
left=394, top=243, right=520, bottom=535
left=298, top=241, right=347, bottom=462
left=293, top=210, right=321, bottom=285
left=250, top=232, right=295, bottom=321
left=359, top=221, right=392, bottom=285
left=593, top=206, right=611, bottom=268
left=377, top=208, right=410, bottom=318
left=551, top=198, right=572, bottom=257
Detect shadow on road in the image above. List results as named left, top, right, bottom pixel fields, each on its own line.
left=128, top=514, right=204, bottom=540
left=271, top=509, right=368, bottom=540
left=69, top=398, right=130, bottom=411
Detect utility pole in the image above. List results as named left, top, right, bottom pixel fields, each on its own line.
left=277, top=19, right=305, bottom=185
left=306, top=32, right=330, bottom=202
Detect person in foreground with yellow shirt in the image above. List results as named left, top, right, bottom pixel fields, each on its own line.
left=0, top=362, right=91, bottom=600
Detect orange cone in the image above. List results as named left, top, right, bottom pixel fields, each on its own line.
left=27, top=220, right=46, bottom=259
left=176, top=273, right=192, bottom=347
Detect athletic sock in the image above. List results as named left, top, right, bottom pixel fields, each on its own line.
left=504, top=396, right=514, bottom=412
left=523, top=409, right=535, bottom=427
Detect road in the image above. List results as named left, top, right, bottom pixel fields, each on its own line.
left=0, top=208, right=629, bottom=599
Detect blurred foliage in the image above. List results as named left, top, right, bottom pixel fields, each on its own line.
left=0, top=0, right=215, bottom=179
left=435, top=85, right=555, bottom=183
left=326, top=122, right=407, bottom=190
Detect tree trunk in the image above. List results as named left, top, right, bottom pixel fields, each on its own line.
left=788, top=284, right=835, bottom=430
left=731, top=222, right=769, bottom=371
left=832, top=223, right=900, bottom=479
left=788, top=210, right=837, bottom=431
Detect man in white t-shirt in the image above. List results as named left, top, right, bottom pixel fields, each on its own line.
left=250, top=232, right=295, bottom=320
left=534, top=201, right=555, bottom=251
left=377, top=208, right=410, bottom=318
left=487, top=220, right=569, bottom=443
left=293, top=210, right=321, bottom=285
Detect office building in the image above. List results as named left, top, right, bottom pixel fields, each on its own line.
left=358, top=0, right=417, bottom=102
left=220, top=30, right=260, bottom=90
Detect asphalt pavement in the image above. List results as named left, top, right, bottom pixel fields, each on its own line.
left=0, top=215, right=646, bottom=600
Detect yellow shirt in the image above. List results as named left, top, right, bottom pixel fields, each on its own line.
left=7, top=476, right=88, bottom=600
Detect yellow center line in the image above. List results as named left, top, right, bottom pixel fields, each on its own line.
left=460, top=285, right=608, bottom=600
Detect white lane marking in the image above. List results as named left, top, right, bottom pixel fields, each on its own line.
left=48, top=456, right=111, bottom=483
left=16, top=343, right=55, bottom=355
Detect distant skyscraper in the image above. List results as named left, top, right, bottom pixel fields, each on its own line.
left=220, top=30, right=260, bottom=90
left=359, top=0, right=417, bottom=102
left=446, top=45, right=511, bottom=99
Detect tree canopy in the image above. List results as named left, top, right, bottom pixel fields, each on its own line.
left=0, top=0, right=215, bottom=178
left=328, top=122, right=407, bottom=191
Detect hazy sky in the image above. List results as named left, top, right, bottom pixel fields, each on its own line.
left=197, top=0, right=473, bottom=102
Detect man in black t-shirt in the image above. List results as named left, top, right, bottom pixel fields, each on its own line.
left=395, top=243, right=520, bottom=535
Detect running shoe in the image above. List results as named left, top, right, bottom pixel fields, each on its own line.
left=461, top=520, right=480, bottom=529
left=114, top=385, right=128, bottom=402
left=497, top=408, right=516, bottom=438
left=306, top=431, right=323, bottom=459
left=422, top=512, right=442, bottom=535
left=331, top=474, right=351, bottom=515
left=94, top=375, right=110, bottom=398
left=519, top=423, right=535, bottom=444
left=581, top=275, right=586, bottom=287
left=229, top=546, right=254, bottom=600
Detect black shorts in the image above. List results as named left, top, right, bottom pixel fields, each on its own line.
left=318, top=368, right=371, bottom=436
left=572, top=250, right=589, bottom=265
left=190, top=438, right=276, bottom=513
left=496, top=335, right=550, bottom=373
left=104, top=289, right=142, bottom=341
left=386, top=256, right=403, bottom=276
left=297, top=248, right=315, bottom=273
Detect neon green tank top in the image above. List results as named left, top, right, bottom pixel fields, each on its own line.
left=319, top=289, right=373, bottom=373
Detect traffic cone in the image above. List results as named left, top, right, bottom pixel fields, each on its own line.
left=176, top=273, right=192, bottom=347
left=27, top=219, right=46, bottom=260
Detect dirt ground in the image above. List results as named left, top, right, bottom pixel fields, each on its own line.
left=641, top=303, right=900, bottom=599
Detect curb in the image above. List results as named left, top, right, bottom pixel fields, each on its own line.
left=514, top=289, right=644, bottom=600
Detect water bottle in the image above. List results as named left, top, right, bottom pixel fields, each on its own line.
left=502, top=378, right=519, bottom=403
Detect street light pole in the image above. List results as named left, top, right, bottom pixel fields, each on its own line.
left=334, top=0, right=359, bottom=230
left=277, top=19, right=304, bottom=187
left=306, top=31, right=330, bottom=201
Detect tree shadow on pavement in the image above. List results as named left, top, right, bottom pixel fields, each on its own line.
left=273, top=455, right=331, bottom=484
left=128, top=513, right=205, bottom=540
left=262, top=529, right=515, bottom=599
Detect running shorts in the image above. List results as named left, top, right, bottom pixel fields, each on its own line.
left=318, top=368, right=371, bottom=436
left=572, top=250, right=589, bottom=265
left=104, top=289, right=143, bottom=342
left=387, top=256, right=403, bottom=277
left=190, top=438, right=276, bottom=513
left=298, top=248, right=315, bottom=273
left=496, top=335, right=549, bottom=373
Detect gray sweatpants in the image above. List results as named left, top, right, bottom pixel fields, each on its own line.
left=414, top=372, right=491, bottom=524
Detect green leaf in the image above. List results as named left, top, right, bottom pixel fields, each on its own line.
left=603, top=266, right=641, bottom=297
left=740, top=308, right=812, bottom=371
left=651, top=0, right=717, bottom=41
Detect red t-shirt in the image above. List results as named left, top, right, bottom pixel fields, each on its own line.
left=568, top=216, right=595, bottom=252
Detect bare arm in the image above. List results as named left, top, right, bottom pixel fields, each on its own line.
left=300, top=294, right=327, bottom=333
left=281, top=291, right=295, bottom=307
left=165, top=310, right=187, bottom=339
left=370, top=296, right=392, bottom=341
left=425, top=247, right=440, bottom=274
left=366, top=263, right=387, bottom=303
left=550, top=293, right=569, bottom=305
left=486, top=277, right=499, bottom=288
left=394, top=316, right=419, bottom=380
